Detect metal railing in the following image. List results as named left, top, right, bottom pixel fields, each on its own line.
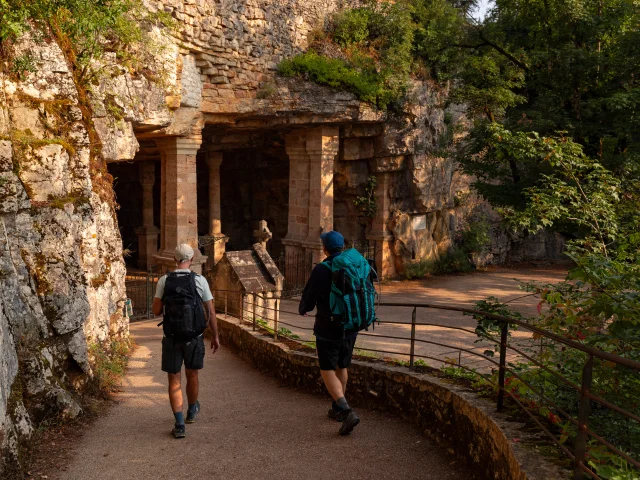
left=123, top=273, right=640, bottom=479
left=124, top=270, right=161, bottom=320
left=231, top=293, right=640, bottom=480
left=274, top=250, right=314, bottom=298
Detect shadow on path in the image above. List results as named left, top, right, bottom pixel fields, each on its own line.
left=63, top=320, right=472, bottom=480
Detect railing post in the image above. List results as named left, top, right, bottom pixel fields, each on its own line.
left=574, top=355, right=594, bottom=480
left=252, top=294, right=256, bottom=331
left=146, top=272, right=151, bottom=319
left=497, top=321, right=509, bottom=411
left=273, top=298, right=279, bottom=340
left=409, top=307, right=416, bottom=368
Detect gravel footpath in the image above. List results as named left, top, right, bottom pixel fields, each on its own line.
left=62, top=320, right=472, bottom=480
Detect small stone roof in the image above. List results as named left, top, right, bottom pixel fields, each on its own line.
left=222, top=243, right=283, bottom=293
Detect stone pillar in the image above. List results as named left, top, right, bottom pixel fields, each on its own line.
left=282, top=127, right=339, bottom=265
left=367, top=172, right=396, bottom=279
left=153, top=136, right=207, bottom=273
left=282, top=130, right=310, bottom=257
left=136, top=161, right=159, bottom=270
left=306, top=126, right=339, bottom=264
left=205, top=151, right=228, bottom=267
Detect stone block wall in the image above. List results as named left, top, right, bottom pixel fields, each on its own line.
left=143, top=0, right=349, bottom=112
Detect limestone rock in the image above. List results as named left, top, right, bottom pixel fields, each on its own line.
left=0, top=31, right=128, bottom=476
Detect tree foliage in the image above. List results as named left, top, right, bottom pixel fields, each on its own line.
left=0, top=0, right=173, bottom=85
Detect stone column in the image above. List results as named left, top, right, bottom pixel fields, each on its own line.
left=282, top=130, right=310, bottom=257
left=136, top=161, right=159, bottom=270
left=282, top=127, right=339, bottom=265
left=205, top=151, right=228, bottom=267
left=305, top=126, right=339, bottom=264
left=153, top=136, right=207, bottom=273
left=367, top=172, right=396, bottom=278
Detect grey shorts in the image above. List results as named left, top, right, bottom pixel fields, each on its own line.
left=161, top=335, right=205, bottom=374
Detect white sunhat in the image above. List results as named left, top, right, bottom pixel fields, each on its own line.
left=174, top=243, right=195, bottom=263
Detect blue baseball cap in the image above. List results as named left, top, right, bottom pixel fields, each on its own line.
left=320, top=231, right=345, bottom=253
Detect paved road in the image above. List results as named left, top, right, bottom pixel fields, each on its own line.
left=275, top=264, right=567, bottom=370
left=62, top=320, right=471, bottom=480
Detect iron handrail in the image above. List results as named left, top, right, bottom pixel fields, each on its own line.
left=125, top=277, right=639, bottom=479
left=241, top=293, right=639, bottom=479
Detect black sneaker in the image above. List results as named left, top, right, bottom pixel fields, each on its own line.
left=328, top=402, right=345, bottom=422
left=172, top=424, right=186, bottom=439
left=339, top=410, right=360, bottom=436
left=186, top=401, right=200, bottom=424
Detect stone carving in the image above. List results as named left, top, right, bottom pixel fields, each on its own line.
left=253, top=220, right=273, bottom=248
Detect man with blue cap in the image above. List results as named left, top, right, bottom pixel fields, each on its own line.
left=299, top=230, right=360, bottom=435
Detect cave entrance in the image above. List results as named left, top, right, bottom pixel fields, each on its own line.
left=197, top=140, right=290, bottom=259
left=107, top=160, right=160, bottom=272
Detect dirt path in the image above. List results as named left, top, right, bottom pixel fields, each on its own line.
left=277, top=264, right=568, bottom=370
left=61, top=320, right=471, bottom=480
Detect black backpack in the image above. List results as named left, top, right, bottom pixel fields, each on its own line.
left=161, top=271, right=207, bottom=340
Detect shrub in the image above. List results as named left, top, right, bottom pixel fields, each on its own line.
left=88, top=337, right=134, bottom=395
left=431, top=247, right=474, bottom=274
left=10, top=52, right=36, bottom=79
left=403, top=259, right=432, bottom=279
left=278, top=51, right=390, bottom=108
left=278, top=1, right=415, bottom=111
left=353, top=175, right=378, bottom=218
left=331, top=8, right=371, bottom=47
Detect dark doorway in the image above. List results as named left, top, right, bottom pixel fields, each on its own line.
left=219, top=147, right=289, bottom=257
left=108, top=161, right=160, bottom=270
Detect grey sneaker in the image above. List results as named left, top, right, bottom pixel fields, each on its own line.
left=186, top=401, right=200, bottom=424
left=339, top=410, right=360, bottom=436
left=172, top=423, right=186, bottom=438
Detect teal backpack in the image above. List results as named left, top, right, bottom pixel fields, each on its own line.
left=320, top=249, right=378, bottom=332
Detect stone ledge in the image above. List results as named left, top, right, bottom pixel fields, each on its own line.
left=217, top=316, right=566, bottom=480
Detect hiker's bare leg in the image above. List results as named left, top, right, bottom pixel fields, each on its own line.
left=168, top=372, right=182, bottom=413
left=185, top=369, right=199, bottom=405
left=321, top=370, right=345, bottom=401
left=336, top=368, right=348, bottom=394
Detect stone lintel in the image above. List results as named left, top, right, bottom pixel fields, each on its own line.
left=155, top=135, right=203, bottom=155
left=305, top=126, right=339, bottom=156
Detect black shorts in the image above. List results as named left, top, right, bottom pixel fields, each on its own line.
left=316, top=337, right=356, bottom=371
left=161, top=336, right=205, bottom=374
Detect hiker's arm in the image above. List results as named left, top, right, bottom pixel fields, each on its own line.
left=205, top=300, right=220, bottom=353
left=152, top=298, right=163, bottom=316
left=298, top=265, right=324, bottom=315
left=152, top=276, right=166, bottom=317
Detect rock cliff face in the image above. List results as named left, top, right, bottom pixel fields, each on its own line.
left=0, top=33, right=138, bottom=475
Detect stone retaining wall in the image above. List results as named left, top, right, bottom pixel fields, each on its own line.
left=218, top=316, right=565, bottom=480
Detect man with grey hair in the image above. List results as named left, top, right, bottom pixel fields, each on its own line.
left=152, top=243, right=220, bottom=438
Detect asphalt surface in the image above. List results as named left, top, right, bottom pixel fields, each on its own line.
left=62, top=320, right=472, bottom=480
left=277, top=264, right=568, bottom=371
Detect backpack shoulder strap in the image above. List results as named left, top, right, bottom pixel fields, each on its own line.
left=319, top=261, right=331, bottom=271
left=189, top=271, right=199, bottom=298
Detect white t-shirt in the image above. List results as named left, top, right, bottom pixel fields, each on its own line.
left=154, top=269, right=214, bottom=302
